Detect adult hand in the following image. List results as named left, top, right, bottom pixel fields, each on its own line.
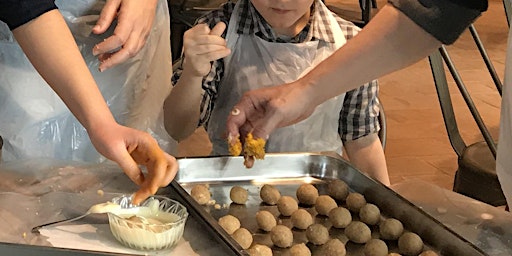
left=182, top=22, right=230, bottom=77
left=92, top=0, right=158, bottom=72
left=89, top=123, right=178, bottom=205
left=226, top=81, right=318, bottom=147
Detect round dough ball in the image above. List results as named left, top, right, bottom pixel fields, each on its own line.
left=346, top=192, right=366, bottom=213
left=191, top=184, right=210, bottom=205
left=247, top=244, right=273, bottom=256
left=398, top=232, right=423, bottom=256
left=345, top=221, right=371, bottom=244
left=260, top=184, right=281, bottom=205
left=419, top=250, right=439, bottom=256
left=230, top=186, right=248, bottom=204
left=359, top=203, right=381, bottom=225
left=328, top=179, right=349, bottom=201
left=277, top=196, right=299, bottom=217
left=364, top=239, right=388, bottom=256
left=388, top=253, right=402, bottom=256
left=315, top=195, right=337, bottom=216
left=218, top=214, right=241, bottom=235
left=296, top=183, right=319, bottom=205
left=379, top=218, right=404, bottom=240
left=291, top=209, right=314, bottom=230
left=320, top=239, right=346, bottom=256
left=232, top=228, right=253, bottom=250
left=306, top=224, right=330, bottom=245
left=289, top=243, right=311, bottom=256
left=256, top=210, right=277, bottom=232
left=270, top=225, right=294, bottom=248
left=329, top=207, right=352, bottom=228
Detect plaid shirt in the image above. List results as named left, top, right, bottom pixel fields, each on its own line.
left=171, top=0, right=380, bottom=141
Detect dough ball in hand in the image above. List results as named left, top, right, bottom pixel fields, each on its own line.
left=270, top=225, right=294, bottom=248
left=359, top=203, right=381, bottom=225
left=329, top=207, right=352, bottom=228
left=319, top=239, right=346, bottom=256
left=296, top=183, right=319, bottom=205
left=230, top=185, right=249, bottom=204
left=306, top=224, right=329, bottom=245
left=260, top=184, right=281, bottom=205
left=289, top=243, right=311, bottom=256
left=398, top=232, right=423, bottom=256
left=346, top=192, right=366, bottom=213
left=191, top=184, right=211, bottom=205
left=232, top=228, right=253, bottom=250
left=315, top=195, right=337, bottom=216
left=291, top=209, right=314, bottom=230
left=328, top=179, right=349, bottom=201
left=256, top=210, right=277, bottom=232
left=379, top=218, right=404, bottom=240
left=364, top=239, right=388, bottom=256
left=247, top=244, right=273, bottom=256
left=345, top=221, right=371, bottom=244
left=277, top=196, right=299, bottom=217
left=218, top=214, right=241, bottom=235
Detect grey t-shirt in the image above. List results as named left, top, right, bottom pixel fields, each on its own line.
left=389, top=0, right=487, bottom=44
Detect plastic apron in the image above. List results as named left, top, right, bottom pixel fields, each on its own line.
left=0, top=0, right=176, bottom=162
left=207, top=0, right=347, bottom=156
left=496, top=5, right=512, bottom=207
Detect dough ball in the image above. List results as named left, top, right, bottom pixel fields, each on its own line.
left=328, top=179, right=349, bottom=201
left=346, top=192, right=366, bottom=213
left=247, top=244, right=273, bottom=256
left=218, top=214, right=241, bottom=235
left=296, top=183, right=319, bottom=205
left=232, top=228, right=253, bottom=250
left=289, top=243, right=311, bottom=256
left=364, top=239, right=388, bottom=256
left=388, top=253, right=402, bottom=256
left=230, top=186, right=248, bottom=204
left=345, top=221, right=371, bottom=244
left=291, top=209, right=314, bottom=230
left=319, top=239, right=346, bottom=256
left=315, top=195, right=337, bottom=216
left=277, top=196, right=299, bottom=217
left=379, top=218, right=404, bottom=240
left=260, top=184, right=281, bottom=205
left=329, top=207, right=352, bottom=228
left=270, top=225, right=294, bottom=248
left=306, top=223, right=330, bottom=245
left=191, top=184, right=210, bottom=205
left=359, top=203, right=381, bottom=225
left=398, top=232, right=423, bottom=256
left=256, top=210, right=277, bottom=232
left=419, top=250, right=439, bottom=256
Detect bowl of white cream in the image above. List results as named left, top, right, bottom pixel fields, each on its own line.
left=107, top=195, right=188, bottom=250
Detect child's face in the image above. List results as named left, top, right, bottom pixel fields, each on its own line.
left=250, top=0, right=314, bottom=37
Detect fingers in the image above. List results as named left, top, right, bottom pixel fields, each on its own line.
left=114, top=145, right=145, bottom=186
left=92, top=0, right=121, bottom=34
left=209, top=22, right=226, bottom=36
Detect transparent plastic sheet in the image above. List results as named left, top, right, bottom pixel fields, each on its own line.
left=0, top=0, right=177, bottom=162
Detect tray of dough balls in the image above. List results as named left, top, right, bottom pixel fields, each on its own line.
left=174, top=152, right=487, bottom=256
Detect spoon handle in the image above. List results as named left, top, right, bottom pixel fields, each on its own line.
left=31, top=213, right=89, bottom=233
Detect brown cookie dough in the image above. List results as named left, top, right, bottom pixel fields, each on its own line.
left=232, top=228, right=253, bottom=250
left=296, top=183, right=319, bottom=205
left=191, top=184, right=211, bottom=205
left=359, top=203, right=381, bottom=225
left=256, top=210, right=277, bottom=232
left=379, top=218, right=404, bottom=240
left=290, top=243, right=311, bottom=256
left=291, top=209, right=314, bottom=230
left=247, top=244, right=273, bottom=256
left=345, top=221, right=371, bottom=244
left=315, top=195, right=338, bottom=216
left=260, top=184, right=281, bottom=205
left=329, top=207, right=352, bottom=228
left=277, top=196, right=299, bottom=217
left=398, top=232, right=423, bottom=256
left=230, top=185, right=249, bottom=204
left=319, top=239, right=346, bottom=256
left=346, top=192, right=366, bottom=213
left=218, top=214, right=241, bottom=235
left=364, top=239, right=388, bottom=256
left=328, top=179, right=349, bottom=201
left=306, top=224, right=330, bottom=245
left=419, top=250, right=439, bottom=256
left=270, top=225, right=294, bottom=248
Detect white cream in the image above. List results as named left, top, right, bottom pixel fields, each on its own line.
left=87, top=202, right=122, bottom=214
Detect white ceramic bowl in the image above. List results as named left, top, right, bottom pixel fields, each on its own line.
left=107, top=195, right=188, bottom=250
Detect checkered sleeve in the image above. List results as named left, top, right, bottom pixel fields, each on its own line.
left=333, top=15, right=381, bottom=141
left=170, top=3, right=235, bottom=127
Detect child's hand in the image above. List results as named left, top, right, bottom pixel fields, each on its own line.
left=182, top=22, right=230, bottom=77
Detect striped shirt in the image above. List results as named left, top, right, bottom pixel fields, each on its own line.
left=171, top=0, right=380, bottom=141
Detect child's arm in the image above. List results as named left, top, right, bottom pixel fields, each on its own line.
left=164, top=22, right=230, bottom=141
left=344, top=133, right=390, bottom=186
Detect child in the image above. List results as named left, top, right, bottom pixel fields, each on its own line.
left=165, top=0, right=389, bottom=185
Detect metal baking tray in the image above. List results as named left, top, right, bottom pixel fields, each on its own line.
left=175, top=152, right=487, bottom=256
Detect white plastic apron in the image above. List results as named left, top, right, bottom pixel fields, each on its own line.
left=207, top=0, right=346, bottom=155
left=496, top=7, right=512, bottom=207
left=0, top=0, right=176, bottom=162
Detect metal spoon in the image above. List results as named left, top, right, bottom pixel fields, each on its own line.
left=31, top=194, right=135, bottom=233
